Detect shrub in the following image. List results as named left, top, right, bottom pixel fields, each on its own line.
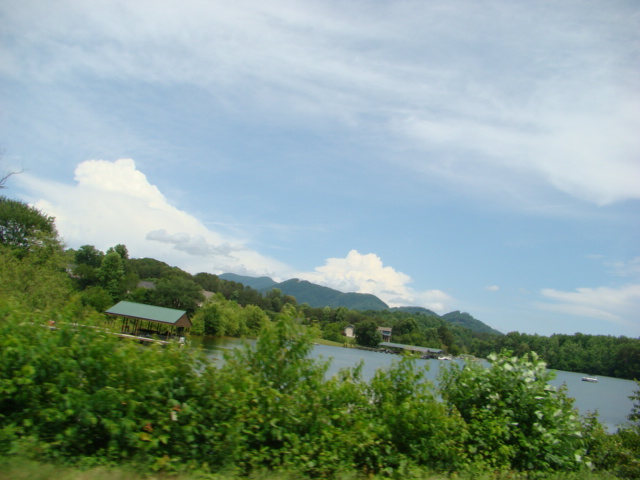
left=439, top=351, right=587, bottom=472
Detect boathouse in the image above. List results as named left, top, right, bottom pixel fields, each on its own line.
left=379, top=341, right=443, bottom=358
left=105, top=301, right=191, bottom=343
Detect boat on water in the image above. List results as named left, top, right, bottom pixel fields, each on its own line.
left=582, top=375, right=598, bottom=383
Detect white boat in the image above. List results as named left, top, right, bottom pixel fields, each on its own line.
left=582, top=376, right=598, bottom=383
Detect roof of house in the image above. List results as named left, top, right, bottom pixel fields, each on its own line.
left=105, top=301, right=192, bottom=328
left=379, top=341, right=442, bottom=354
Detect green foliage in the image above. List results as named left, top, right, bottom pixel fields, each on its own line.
left=321, top=322, right=345, bottom=343
left=0, top=215, right=630, bottom=479
left=191, top=295, right=268, bottom=337
left=355, top=319, right=382, bottom=348
left=629, top=381, right=640, bottom=424
left=0, top=196, right=60, bottom=256
left=365, top=357, right=468, bottom=472
left=487, top=331, right=640, bottom=380
left=80, top=286, right=114, bottom=312
left=439, top=351, right=587, bottom=472
left=148, top=276, right=204, bottom=314
left=128, top=257, right=172, bottom=280
left=0, top=294, right=621, bottom=478
left=0, top=246, right=72, bottom=311
left=74, top=245, right=104, bottom=268
left=97, top=252, right=127, bottom=300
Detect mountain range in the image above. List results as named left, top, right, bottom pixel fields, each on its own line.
left=219, top=273, right=502, bottom=335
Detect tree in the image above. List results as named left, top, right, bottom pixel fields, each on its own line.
left=80, top=285, right=114, bottom=312
left=245, top=304, right=269, bottom=333
left=72, top=262, right=100, bottom=289
left=393, top=317, right=418, bottom=336
left=193, top=272, right=222, bottom=291
left=355, top=320, right=382, bottom=348
left=97, top=251, right=126, bottom=300
left=322, top=323, right=345, bottom=343
left=129, top=257, right=172, bottom=280
left=0, top=196, right=60, bottom=255
left=0, top=164, right=22, bottom=189
left=437, top=325, right=455, bottom=347
left=150, top=276, right=204, bottom=314
left=75, top=245, right=104, bottom=268
left=108, top=244, right=129, bottom=260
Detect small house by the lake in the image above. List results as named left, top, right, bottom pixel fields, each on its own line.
left=378, top=326, right=392, bottom=342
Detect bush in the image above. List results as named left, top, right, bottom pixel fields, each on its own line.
left=439, top=351, right=587, bottom=472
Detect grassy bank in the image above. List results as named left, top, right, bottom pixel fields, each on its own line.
left=0, top=456, right=622, bottom=480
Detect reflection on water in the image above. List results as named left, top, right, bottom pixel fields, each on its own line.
left=191, top=336, right=637, bottom=432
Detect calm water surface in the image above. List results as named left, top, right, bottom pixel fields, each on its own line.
left=195, top=337, right=637, bottom=432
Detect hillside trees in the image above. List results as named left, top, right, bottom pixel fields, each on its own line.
left=149, top=276, right=204, bottom=314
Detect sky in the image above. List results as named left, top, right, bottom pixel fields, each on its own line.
left=1, top=0, right=639, bottom=337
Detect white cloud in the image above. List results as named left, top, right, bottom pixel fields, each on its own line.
left=16, top=159, right=452, bottom=312
left=485, top=285, right=500, bottom=292
left=605, top=257, right=640, bottom=278
left=299, top=250, right=453, bottom=312
left=146, top=229, right=237, bottom=257
left=3, top=0, right=638, bottom=206
left=537, top=284, right=640, bottom=336
left=16, top=158, right=289, bottom=277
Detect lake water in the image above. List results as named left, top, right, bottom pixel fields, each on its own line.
left=196, top=337, right=638, bottom=432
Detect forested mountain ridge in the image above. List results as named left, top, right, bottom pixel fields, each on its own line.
left=221, top=273, right=499, bottom=334
left=277, top=278, right=389, bottom=310
left=220, top=273, right=389, bottom=311
left=218, top=273, right=278, bottom=291
left=442, top=311, right=503, bottom=335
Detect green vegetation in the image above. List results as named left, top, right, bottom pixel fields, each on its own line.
left=2, top=194, right=640, bottom=478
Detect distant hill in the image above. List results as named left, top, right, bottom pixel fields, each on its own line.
left=276, top=278, right=389, bottom=311
left=219, top=273, right=278, bottom=291
left=219, top=273, right=501, bottom=334
left=219, top=274, right=389, bottom=311
left=391, top=306, right=440, bottom=317
left=442, top=311, right=503, bottom=335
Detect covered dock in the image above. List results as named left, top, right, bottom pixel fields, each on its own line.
left=379, top=341, right=443, bottom=358
left=105, top=301, right=191, bottom=344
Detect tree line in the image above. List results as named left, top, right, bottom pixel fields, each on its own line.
left=2, top=194, right=640, bottom=380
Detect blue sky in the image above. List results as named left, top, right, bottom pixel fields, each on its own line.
left=1, top=0, right=639, bottom=336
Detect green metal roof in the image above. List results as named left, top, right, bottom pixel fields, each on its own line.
left=105, top=301, right=191, bottom=328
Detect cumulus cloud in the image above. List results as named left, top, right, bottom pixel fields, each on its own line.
left=16, top=159, right=452, bottom=311
left=537, top=284, right=640, bottom=336
left=299, top=250, right=453, bottom=312
left=17, top=158, right=289, bottom=277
